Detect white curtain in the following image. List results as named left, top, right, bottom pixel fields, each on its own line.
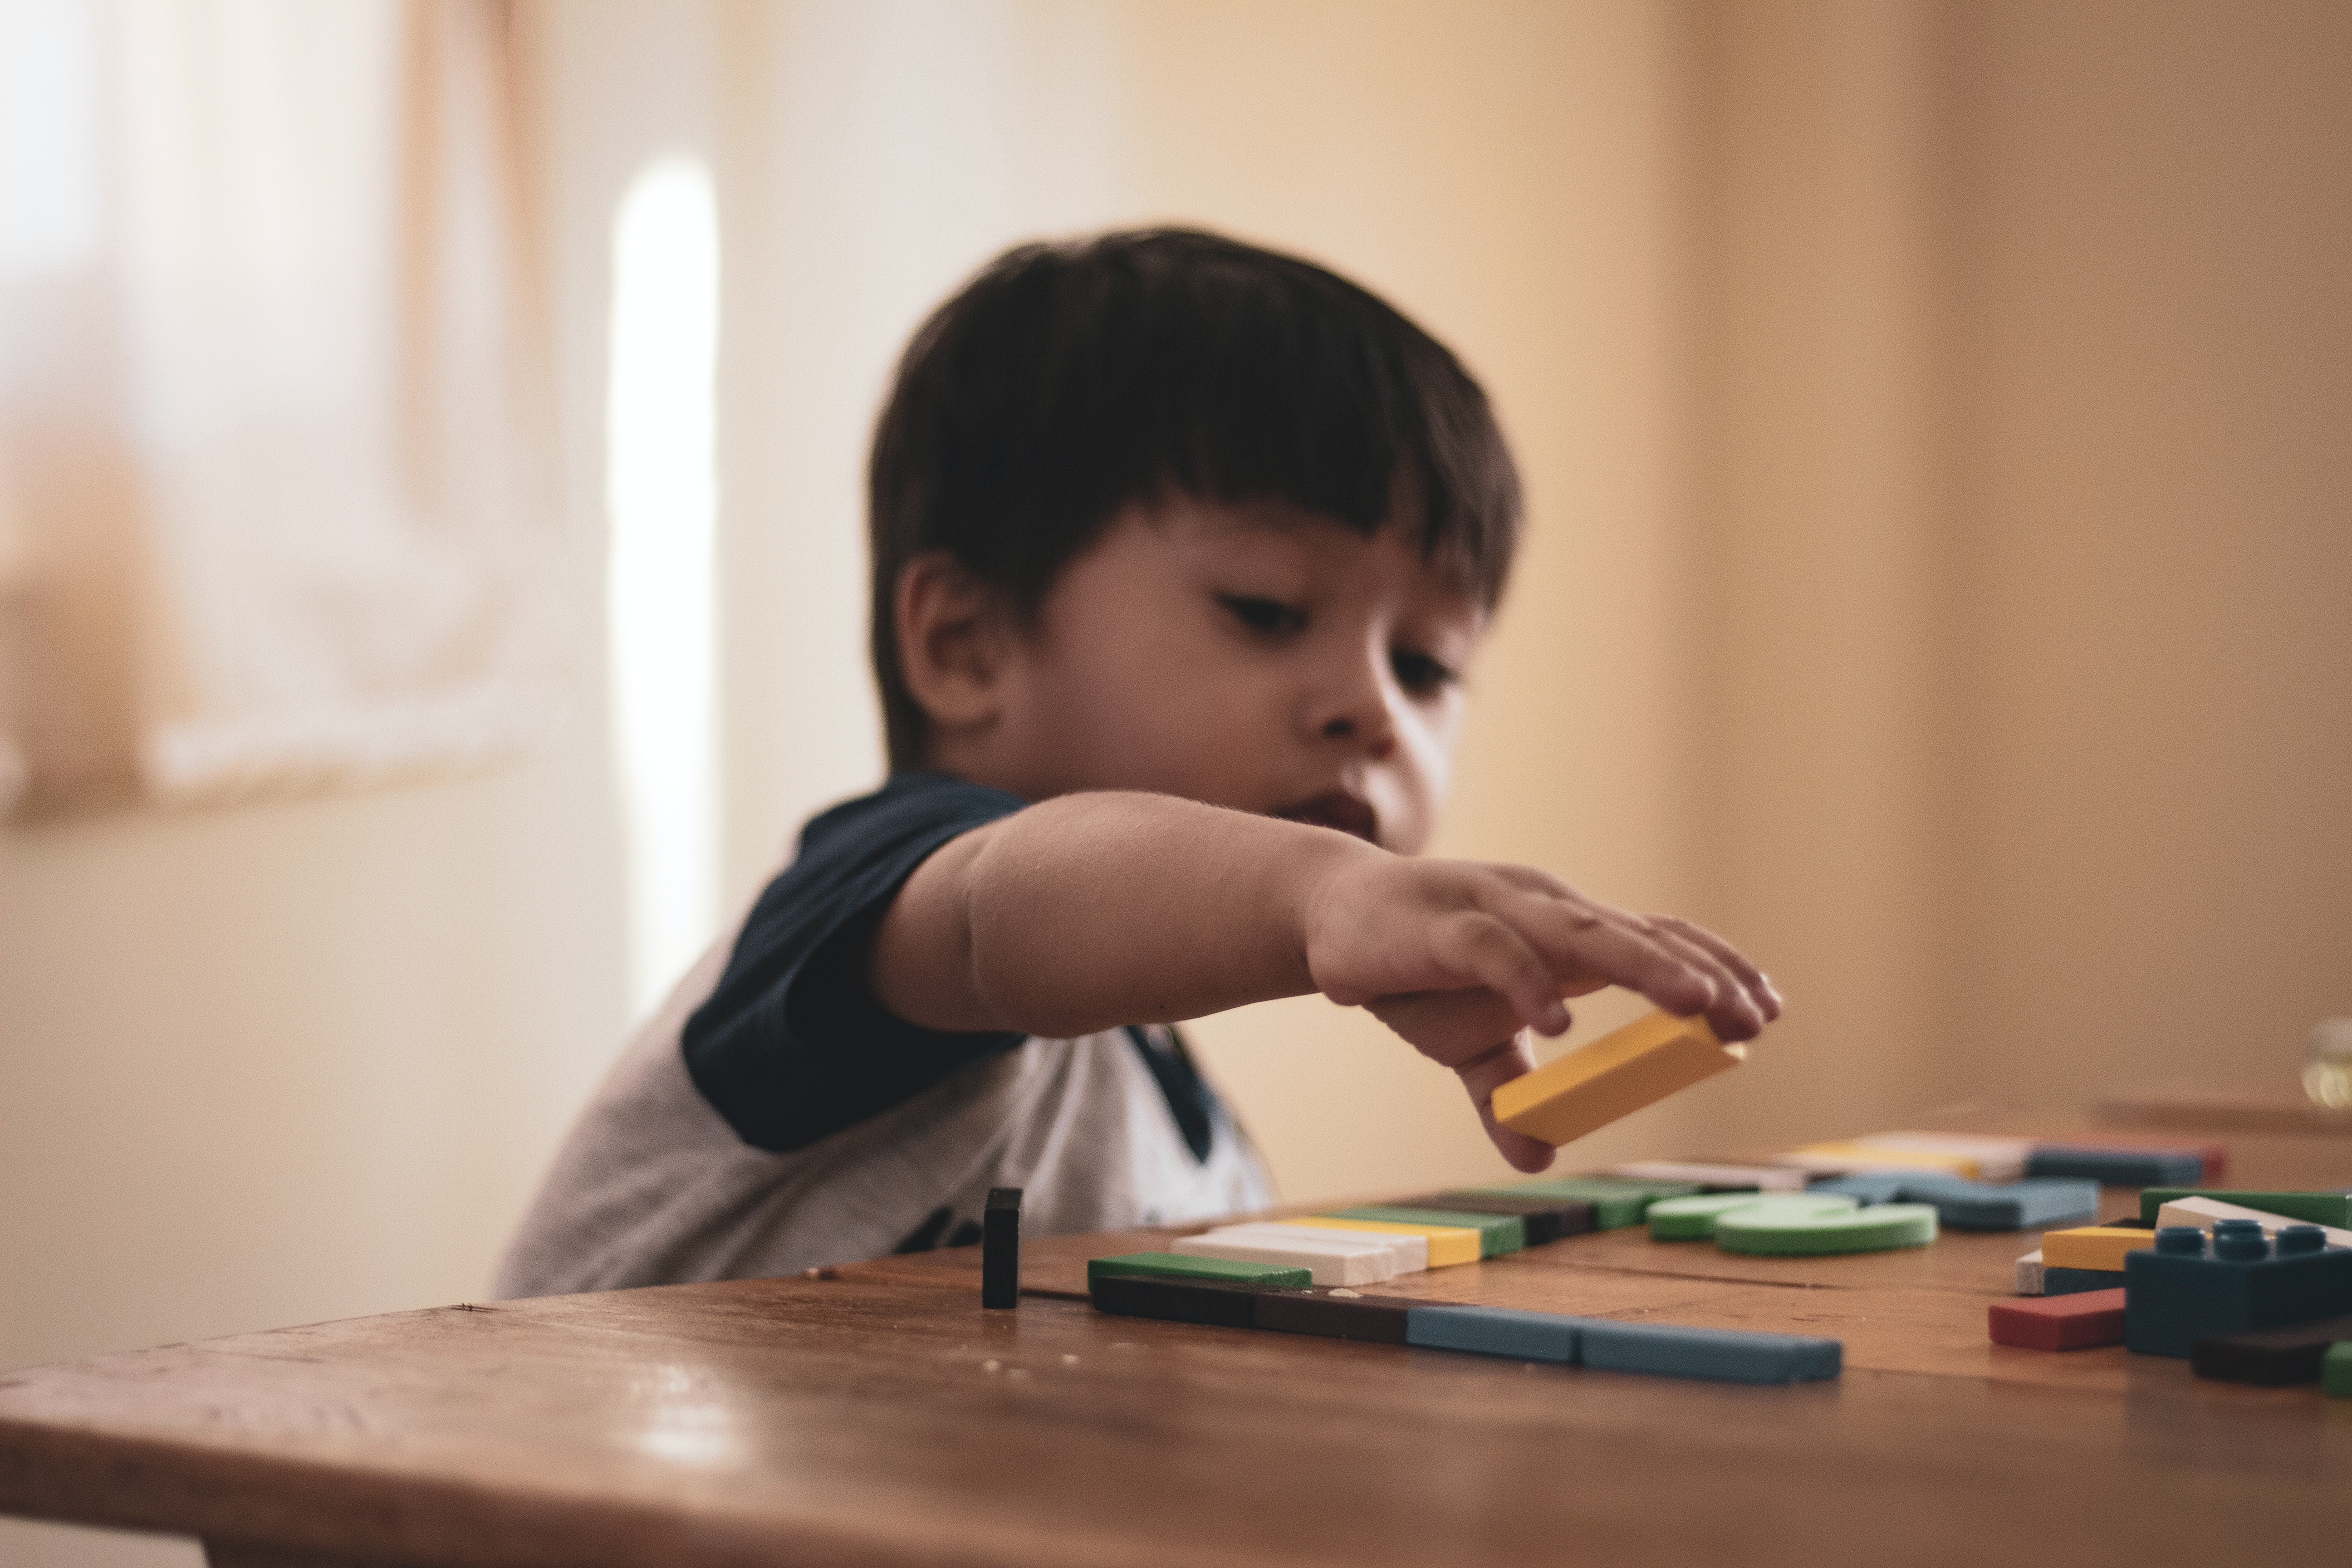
left=0, top=0, right=559, bottom=817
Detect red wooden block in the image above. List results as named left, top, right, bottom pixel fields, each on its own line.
left=1988, top=1288, right=2127, bottom=1351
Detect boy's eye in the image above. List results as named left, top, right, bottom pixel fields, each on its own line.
left=1218, top=594, right=1307, bottom=636
left=1391, top=647, right=1458, bottom=697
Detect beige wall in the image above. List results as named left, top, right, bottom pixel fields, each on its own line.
left=4, top=4, right=2347, bottom=1562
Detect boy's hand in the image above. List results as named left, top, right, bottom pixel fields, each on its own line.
left=1301, top=854, right=1781, bottom=1171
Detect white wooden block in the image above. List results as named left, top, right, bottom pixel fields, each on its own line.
left=1171, top=1233, right=1397, bottom=1286
left=1609, top=1161, right=1812, bottom=1192
left=1205, top=1221, right=1426, bottom=1274
left=2156, top=1195, right=2352, bottom=1250
left=2015, top=1248, right=2045, bottom=1295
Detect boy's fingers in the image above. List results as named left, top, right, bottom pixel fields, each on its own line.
left=1456, top=1036, right=1556, bottom=1174
left=1639, top=923, right=1768, bottom=1040
left=1513, top=896, right=1719, bottom=1020
left=1435, top=914, right=1572, bottom=1035
left=1650, top=915, right=1783, bottom=1021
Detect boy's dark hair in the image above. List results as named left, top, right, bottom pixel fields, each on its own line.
left=867, top=227, right=1522, bottom=770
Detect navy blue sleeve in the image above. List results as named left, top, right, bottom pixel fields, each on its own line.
left=682, top=772, right=1030, bottom=1152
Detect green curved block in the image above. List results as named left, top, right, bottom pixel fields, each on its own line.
left=1715, top=1201, right=1939, bottom=1255
left=1647, top=1192, right=1857, bottom=1241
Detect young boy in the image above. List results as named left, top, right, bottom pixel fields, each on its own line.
left=495, top=229, right=1778, bottom=1297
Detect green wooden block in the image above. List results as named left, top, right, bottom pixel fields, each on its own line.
left=2137, top=1190, right=2352, bottom=1229
left=1647, top=1192, right=1857, bottom=1241
left=1467, top=1176, right=1700, bottom=1230
left=2323, top=1342, right=2352, bottom=1398
left=1332, top=1206, right=1526, bottom=1256
left=1715, top=1202, right=1939, bottom=1256
left=1086, top=1253, right=1312, bottom=1288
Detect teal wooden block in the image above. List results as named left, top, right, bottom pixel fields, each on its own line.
left=1333, top=1206, right=1525, bottom=1256
left=1578, top=1319, right=1842, bottom=1384
left=1403, top=1304, right=1580, bottom=1363
left=1087, top=1253, right=1312, bottom=1288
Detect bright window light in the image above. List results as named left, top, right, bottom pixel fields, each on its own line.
left=606, top=157, right=720, bottom=1017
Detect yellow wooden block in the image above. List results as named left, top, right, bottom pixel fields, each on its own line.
left=2041, top=1225, right=2159, bottom=1273
left=1776, top=1143, right=1982, bottom=1180
left=1490, top=1009, right=1745, bottom=1147
left=1277, top=1217, right=1483, bottom=1268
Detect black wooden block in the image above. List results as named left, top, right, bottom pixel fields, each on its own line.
left=2191, top=1311, right=2352, bottom=1385
left=1394, top=1192, right=1598, bottom=1245
left=1088, top=1272, right=1261, bottom=1328
left=1252, top=1288, right=1415, bottom=1343
left=982, top=1187, right=1021, bottom=1309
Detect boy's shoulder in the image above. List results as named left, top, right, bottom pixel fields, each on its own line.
left=795, top=770, right=1028, bottom=864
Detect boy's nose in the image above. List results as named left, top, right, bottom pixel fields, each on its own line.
left=1318, top=702, right=1397, bottom=760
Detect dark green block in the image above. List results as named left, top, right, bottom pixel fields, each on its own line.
left=1086, top=1252, right=1313, bottom=1288
left=1394, top=1192, right=1597, bottom=1245
left=2136, top=1190, right=2352, bottom=1228
left=1089, top=1273, right=1263, bottom=1328
left=1331, top=1206, right=1526, bottom=1256
left=2325, top=1342, right=2352, bottom=1397
left=1463, top=1176, right=1701, bottom=1230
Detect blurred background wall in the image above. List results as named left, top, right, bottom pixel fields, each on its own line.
left=3, top=2, right=2345, bottom=1561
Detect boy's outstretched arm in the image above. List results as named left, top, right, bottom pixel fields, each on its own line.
left=870, top=791, right=1779, bottom=1170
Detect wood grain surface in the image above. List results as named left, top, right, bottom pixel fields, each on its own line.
left=1, top=1126, right=2347, bottom=1567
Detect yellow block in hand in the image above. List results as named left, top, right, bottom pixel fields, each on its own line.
left=1491, top=1009, right=1745, bottom=1147
left=1278, top=1217, right=1483, bottom=1268
left=2041, top=1225, right=2159, bottom=1273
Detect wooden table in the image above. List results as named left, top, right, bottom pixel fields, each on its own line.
left=7, top=1128, right=2352, bottom=1567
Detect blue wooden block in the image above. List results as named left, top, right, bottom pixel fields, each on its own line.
left=1894, top=1175, right=2102, bottom=1231
left=2124, top=1222, right=2352, bottom=1357
left=1404, top=1304, right=1580, bottom=1364
left=1578, top=1319, right=1842, bottom=1384
left=2029, top=1147, right=2205, bottom=1186
left=2043, top=1266, right=2123, bottom=1296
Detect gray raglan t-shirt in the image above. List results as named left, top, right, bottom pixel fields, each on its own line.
left=495, top=774, right=1275, bottom=1298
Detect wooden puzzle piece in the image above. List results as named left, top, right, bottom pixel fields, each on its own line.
left=2015, top=1249, right=2045, bottom=1295
left=1769, top=1144, right=1982, bottom=1180
left=2043, top=1267, right=2123, bottom=1296
left=1470, top=1175, right=1700, bottom=1230
left=1845, top=1132, right=2034, bottom=1182
left=1087, top=1253, right=1312, bottom=1288
left=1090, top=1272, right=1262, bottom=1327
left=1251, top=1288, right=1416, bottom=1343
left=1646, top=1193, right=1856, bottom=1241
left=2152, top=1193, right=2352, bottom=1247
left=1987, top=1289, right=2127, bottom=1350
left=1490, top=1010, right=1744, bottom=1147
left=1278, top=1216, right=1483, bottom=1267
left=1608, top=1161, right=1811, bottom=1192
left=2125, top=1222, right=2352, bottom=1357
left=2325, top=1342, right=2352, bottom=1397
left=2041, top=1226, right=2161, bottom=1273
left=1404, top=1304, right=1580, bottom=1364
left=1210, top=1222, right=1428, bottom=1274
left=1713, top=1201, right=1938, bottom=1256
left=1171, top=1232, right=1400, bottom=1286
left=2027, top=1145, right=2205, bottom=1186
left=1576, top=1318, right=1842, bottom=1384
left=2137, top=1188, right=2352, bottom=1229
left=1390, top=1193, right=1597, bottom=1245
left=1809, top=1172, right=2098, bottom=1231
left=981, top=1186, right=1021, bottom=1309
left=1332, top=1206, right=1524, bottom=1256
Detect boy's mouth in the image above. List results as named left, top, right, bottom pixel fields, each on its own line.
left=1272, top=792, right=1378, bottom=843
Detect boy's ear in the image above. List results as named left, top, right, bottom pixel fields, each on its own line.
left=895, top=551, right=1018, bottom=741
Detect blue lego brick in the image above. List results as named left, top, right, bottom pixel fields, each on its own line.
left=2124, top=1222, right=2352, bottom=1357
left=2044, top=1266, right=2123, bottom=1296
left=1578, top=1319, right=1842, bottom=1385
left=1404, top=1304, right=1580, bottom=1364
left=2029, top=1148, right=2205, bottom=1186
